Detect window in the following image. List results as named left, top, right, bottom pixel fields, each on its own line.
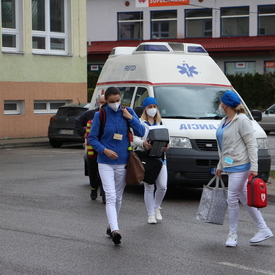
left=116, top=87, right=135, bottom=107
left=258, top=5, right=275, bottom=35
left=1, top=0, right=23, bottom=52
left=264, top=61, right=275, bottom=73
left=32, top=0, right=70, bottom=54
left=225, top=61, right=256, bottom=75
left=185, top=9, right=212, bottom=38
left=221, top=7, right=249, bottom=36
left=4, top=100, right=24, bottom=115
left=34, top=100, right=70, bottom=114
left=133, top=87, right=149, bottom=109
left=118, top=12, right=143, bottom=40
left=151, top=10, right=177, bottom=39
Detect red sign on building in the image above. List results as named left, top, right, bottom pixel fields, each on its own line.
left=136, top=0, right=190, bottom=7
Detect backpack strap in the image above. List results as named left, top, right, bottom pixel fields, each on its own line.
left=99, top=107, right=106, bottom=140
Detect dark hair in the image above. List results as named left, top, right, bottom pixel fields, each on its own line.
left=104, top=87, right=121, bottom=100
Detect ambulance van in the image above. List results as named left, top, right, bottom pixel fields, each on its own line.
left=89, top=42, right=271, bottom=187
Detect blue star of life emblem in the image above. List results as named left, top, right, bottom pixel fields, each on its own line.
left=177, top=63, right=198, bottom=77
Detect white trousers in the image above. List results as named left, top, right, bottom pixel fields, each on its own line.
left=144, top=164, right=167, bottom=216
left=98, top=163, right=126, bottom=232
left=227, top=170, right=267, bottom=234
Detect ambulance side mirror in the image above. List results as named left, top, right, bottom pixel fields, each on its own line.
left=251, top=110, right=262, bottom=122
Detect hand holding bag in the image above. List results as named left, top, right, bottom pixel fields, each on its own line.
left=126, top=150, right=145, bottom=185
left=196, top=176, right=228, bottom=225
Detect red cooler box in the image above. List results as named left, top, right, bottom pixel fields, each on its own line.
left=247, top=175, right=267, bottom=208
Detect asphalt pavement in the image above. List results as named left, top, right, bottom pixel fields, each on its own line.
left=1, top=136, right=275, bottom=202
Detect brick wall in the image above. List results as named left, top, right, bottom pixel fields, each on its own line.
left=0, top=81, right=87, bottom=139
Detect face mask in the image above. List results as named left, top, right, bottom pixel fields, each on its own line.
left=218, top=104, right=226, bottom=115
left=146, top=108, right=157, bottom=117
left=108, top=102, right=120, bottom=112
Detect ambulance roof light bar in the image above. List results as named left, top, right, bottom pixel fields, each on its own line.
left=134, top=42, right=208, bottom=54
left=109, top=42, right=208, bottom=56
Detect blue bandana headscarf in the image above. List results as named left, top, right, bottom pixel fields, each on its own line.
left=142, top=97, right=158, bottom=108
left=221, top=91, right=241, bottom=108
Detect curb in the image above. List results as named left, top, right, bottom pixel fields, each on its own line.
left=0, top=138, right=49, bottom=150
left=0, top=142, right=49, bottom=150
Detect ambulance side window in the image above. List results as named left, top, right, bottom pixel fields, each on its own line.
left=119, top=87, right=135, bottom=107
left=133, top=87, right=149, bottom=108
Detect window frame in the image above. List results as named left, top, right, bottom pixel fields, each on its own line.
left=258, top=4, right=275, bottom=36
left=4, top=100, right=24, bottom=115
left=151, top=10, right=177, bottom=39
left=224, top=61, right=256, bottom=76
left=117, top=11, right=143, bottom=41
left=220, top=6, right=249, bottom=37
left=32, top=0, right=71, bottom=55
left=264, top=60, right=275, bottom=73
left=185, top=8, right=212, bottom=38
left=33, top=100, right=70, bottom=114
left=1, top=0, right=23, bottom=52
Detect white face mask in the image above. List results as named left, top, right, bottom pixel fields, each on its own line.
left=218, top=104, right=226, bottom=115
left=146, top=108, right=157, bottom=117
left=108, top=102, right=120, bottom=112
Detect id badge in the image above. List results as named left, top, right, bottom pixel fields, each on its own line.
left=113, top=133, right=123, bottom=140
left=224, top=156, right=233, bottom=165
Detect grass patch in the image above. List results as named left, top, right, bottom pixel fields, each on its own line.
left=270, top=170, right=275, bottom=178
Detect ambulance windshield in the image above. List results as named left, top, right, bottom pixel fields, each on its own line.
left=154, top=85, right=250, bottom=119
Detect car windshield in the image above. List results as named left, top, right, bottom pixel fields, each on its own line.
left=154, top=85, right=250, bottom=119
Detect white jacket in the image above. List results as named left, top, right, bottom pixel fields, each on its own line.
left=133, top=120, right=169, bottom=159
left=216, top=113, right=258, bottom=172
left=133, top=120, right=153, bottom=152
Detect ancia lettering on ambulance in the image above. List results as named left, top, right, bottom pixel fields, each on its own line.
left=180, top=123, right=219, bottom=130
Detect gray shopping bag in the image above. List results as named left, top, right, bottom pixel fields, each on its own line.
left=196, top=176, right=228, bottom=225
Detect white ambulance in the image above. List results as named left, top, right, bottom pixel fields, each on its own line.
left=90, top=42, right=271, bottom=186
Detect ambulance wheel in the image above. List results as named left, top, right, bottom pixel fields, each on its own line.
left=49, top=139, right=63, bottom=148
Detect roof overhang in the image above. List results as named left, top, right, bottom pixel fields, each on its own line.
left=87, top=36, right=275, bottom=59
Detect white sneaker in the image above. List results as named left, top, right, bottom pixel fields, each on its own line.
left=154, top=208, right=162, bottom=221
left=250, top=228, right=274, bottom=243
left=148, top=215, right=157, bottom=224
left=225, top=232, right=238, bottom=247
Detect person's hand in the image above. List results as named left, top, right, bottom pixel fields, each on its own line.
left=104, top=148, right=118, bottom=160
left=250, top=171, right=258, bottom=177
left=215, top=169, right=222, bottom=179
left=162, top=143, right=170, bottom=152
left=122, top=107, right=133, bottom=120
left=143, top=139, right=152, bottom=150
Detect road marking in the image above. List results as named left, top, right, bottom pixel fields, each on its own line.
left=219, top=262, right=275, bottom=275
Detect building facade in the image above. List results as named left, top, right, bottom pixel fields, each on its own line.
left=0, top=0, right=87, bottom=139
left=86, top=0, right=275, bottom=76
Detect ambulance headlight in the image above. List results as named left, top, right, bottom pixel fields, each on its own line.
left=170, top=137, right=192, bottom=148
left=257, top=138, right=268, bottom=149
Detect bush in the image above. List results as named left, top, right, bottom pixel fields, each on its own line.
left=87, top=72, right=99, bottom=102
left=227, top=72, right=275, bottom=110
left=87, top=72, right=99, bottom=89
left=87, top=88, right=94, bottom=102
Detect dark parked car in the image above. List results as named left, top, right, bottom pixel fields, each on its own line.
left=257, top=104, right=275, bottom=134
left=48, top=103, right=90, bottom=147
